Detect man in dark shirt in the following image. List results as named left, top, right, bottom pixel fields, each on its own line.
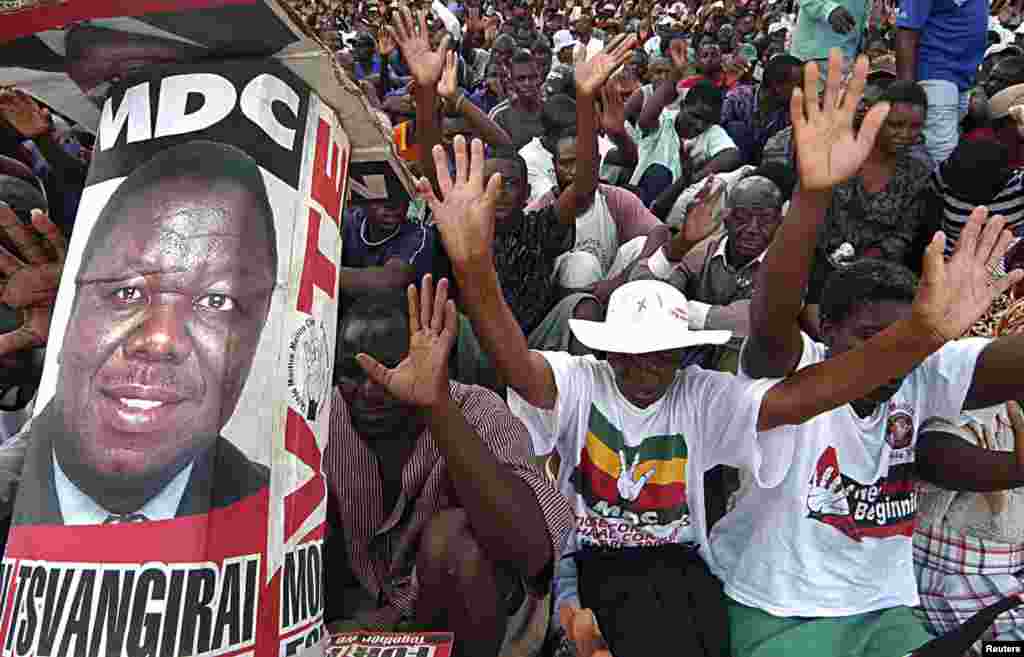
left=489, top=51, right=545, bottom=150
left=340, top=199, right=440, bottom=303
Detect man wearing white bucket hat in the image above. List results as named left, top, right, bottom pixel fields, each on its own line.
left=416, top=41, right=1019, bottom=657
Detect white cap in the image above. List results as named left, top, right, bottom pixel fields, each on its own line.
left=569, top=281, right=732, bottom=354
left=553, top=29, right=579, bottom=53
left=668, top=2, right=686, bottom=14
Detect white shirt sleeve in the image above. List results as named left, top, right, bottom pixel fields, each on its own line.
left=506, top=351, right=592, bottom=457
left=914, top=337, right=992, bottom=421
left=685, top=370, right=792, bottom=488
left=689, top=124, right=738, bottom=171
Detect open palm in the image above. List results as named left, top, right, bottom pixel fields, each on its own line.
left=419, top=136, right=502, bottom=268
left=575, top=35, right=638, bottom=98
left=356, top=275, right=456, bottom=409
left=914, top=207, right=1024, bottom=342
left=791, top=50, right=889, bottom=192
left=681, top=177, right=726, bottom=245
left=0, top=207, right=65, bottom=356
left=388, top=7, right=449, bottom=88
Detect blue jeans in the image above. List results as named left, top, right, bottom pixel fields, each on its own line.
left=919, top=79, right=970, bottom=166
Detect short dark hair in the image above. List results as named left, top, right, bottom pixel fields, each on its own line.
left=763, top=53, right=802, bottom=87
left=335, top=291, right=410, bottom=381
left=541, top=93, right=576, bottom=142
left=820, top=258, right=918, bottom=326
left=753, top=161, right=797, bottom=201
left=942, top=137, right=1013, bottom=203
left=81, top=140, right=278, bottom=276
left=510, top=49, right=536, bottom=68
left=683, top=80, right=725, bottom=114
left=880, top=80, right=928, bottom=111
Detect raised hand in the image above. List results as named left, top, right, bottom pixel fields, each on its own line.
left=913, top=207, right=1024, bottom=343
left=790, top=49, right=889, bottom=192
left=559, top=605, right=612, bottom=657
left=599, top=81, right=627, bottom=134
left=0, top=88, right=51, bottom=139
left=418, top=136, right=502, bottom=268
left=575, top=35, right=638, bottom=98
left=356, top=275, right=457, bottom=409
left=617, top=450, right=653, bottom=501
left=0, top=205, right=65, bottom=356
left=388, top=7, right=450, bottom=89
left=681, top=176, right=726, bottom=246
left=438, top=50, right=459, bottom=101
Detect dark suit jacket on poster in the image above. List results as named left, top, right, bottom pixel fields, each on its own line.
left=12, top=401, right=269, bottom=527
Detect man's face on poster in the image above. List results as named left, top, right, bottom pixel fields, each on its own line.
left=57, top=177, right=276, bottom=492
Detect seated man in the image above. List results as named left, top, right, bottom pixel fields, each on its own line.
left=325, top=279, right=573, bottom=657
left=340, top=196, right=439, bottom=303
left=553, top=48, right=669, bottom=304
left=420, top=66, right=1017, bottom=657
left=634, top=173, right=786, bottom=374
left=717, top=52, right=1024, bottom=657
left=649, top=81, right=742, bottom=222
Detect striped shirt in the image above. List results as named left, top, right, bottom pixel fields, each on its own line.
left=324, top=384, right=574, bottom=618
left=936, top=168, right=1024, bottom=256
left=489, top=98, right=545, bottom=151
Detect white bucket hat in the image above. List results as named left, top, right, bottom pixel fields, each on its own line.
left=569, top=281, right=731, bottom=354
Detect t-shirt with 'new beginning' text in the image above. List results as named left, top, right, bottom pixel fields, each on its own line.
left=507, top=351, right=786, bottom=559
left=710, top=333, right=989, bottom=617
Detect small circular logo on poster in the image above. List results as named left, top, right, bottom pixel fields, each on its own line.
left=288, top=318, right=330, bottom=421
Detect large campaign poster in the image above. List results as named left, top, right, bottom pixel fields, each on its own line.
left=0, top=55, right=347, bottom=657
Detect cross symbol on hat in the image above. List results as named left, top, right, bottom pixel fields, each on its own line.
left=637, top=298, right=647, bottom=312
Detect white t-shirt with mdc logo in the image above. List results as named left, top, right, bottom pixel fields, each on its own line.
left=710, top=333, right=989, bottom=617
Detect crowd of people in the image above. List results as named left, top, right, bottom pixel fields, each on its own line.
left=5, top=0, right=1024, bottom=654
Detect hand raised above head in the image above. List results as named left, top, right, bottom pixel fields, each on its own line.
left=790, top=49, right=889, bottom=192
left=576, top=34, right=638, bottom=98
left=913, top=206, right=1024, bottom=344
left=388, top=7, right=450, bottom=88
left=418, top=136, right=503, bottom=269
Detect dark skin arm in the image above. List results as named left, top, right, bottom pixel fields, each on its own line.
left=358, top=277, right=553, bottom=577
left=638, top=37, right=687, bottom=134
left=637, top=76, right=681, bottom=134
left=745, top=52, right=890, bottom=378
left=438, top=51, right=513, bottom=148
left=426, top=394, right=554, bottom=576
left=917, top=429, right=1024, bottom=492
left=691, top=147, right=742, bottom=182
left=963, top=335, right=1024, bottom=410
left=390, top=7, right=451, bottom=195
left=651, top=174, right=694, bottom=221
left=624, top=87, right=646, bottom=125
left=895, top=28, right=920, bottom=82
left=339, top=260, right=416, bottom=295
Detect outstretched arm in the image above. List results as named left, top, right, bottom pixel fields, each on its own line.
left=389, top=7, right=450, bottom=196
left=744, top=51, right=890, bottom=379
left=561, top=36, right=638, bottom=225
left=424, top=136, right=559, bottom=409
left=356, top=276, right=554, bottom=576
left=917, top=402, right=1024, bottom=491
left=437, top=51, right=513, bottom=148
left=758, top=207, right=1023, bottom=430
